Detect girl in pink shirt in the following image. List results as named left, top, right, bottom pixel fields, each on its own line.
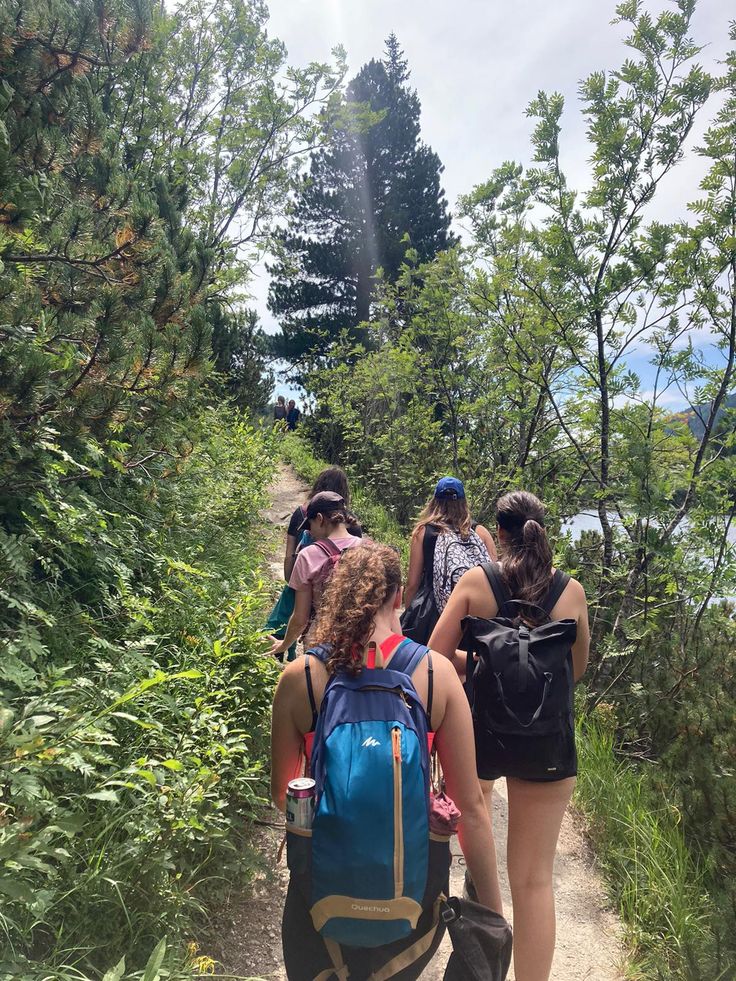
left=267, top=492, right=363, bottom=657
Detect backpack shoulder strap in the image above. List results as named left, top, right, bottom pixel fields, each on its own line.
left=541, top=570, right=571, bottom=615
left=426, top=650, right=434, bottom=726
left=304, top=644, right=331, bottom=729
left=387, top=637, right=429, bottom=678
left=304, top=653, right=318, bottom=731
left=388, top=639, right=433, bottom=725
left=314, top=538, right=342, bottom=558
left=422, top=523, right=439, bottom=573
left=481, top=562, right=512, bottom=616
left=306, top=643, right=331, bottom=664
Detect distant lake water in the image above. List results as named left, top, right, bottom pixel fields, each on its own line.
left=563, top=512, right=607, bottom=538
left=563, top=512, right=736, bottom=602
left=563, top=511, right=736, bottom=545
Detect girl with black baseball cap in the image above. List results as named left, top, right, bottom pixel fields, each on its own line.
left=268, top=492, right=365, bottom=658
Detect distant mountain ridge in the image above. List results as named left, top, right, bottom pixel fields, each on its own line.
left=672, top=393, right=736, bottom=440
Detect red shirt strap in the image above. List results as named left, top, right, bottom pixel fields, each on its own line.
left=380, top=633, right=407, bottom=659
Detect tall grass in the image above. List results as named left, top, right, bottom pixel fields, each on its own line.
left=576, top=705, right=724, bottom=980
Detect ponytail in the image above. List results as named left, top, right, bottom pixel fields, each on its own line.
left=496, top=492, right=553, bottom=620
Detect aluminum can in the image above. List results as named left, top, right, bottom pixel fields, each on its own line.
left=286, top=777, right=316, bottom=830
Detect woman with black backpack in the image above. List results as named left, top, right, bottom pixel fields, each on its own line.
left=429, top=491, right=590, bottom=981
left=401, top=477, right=497, bottom=644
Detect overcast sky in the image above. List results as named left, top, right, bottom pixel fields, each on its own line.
left=254, top=0, right=732, bottom=402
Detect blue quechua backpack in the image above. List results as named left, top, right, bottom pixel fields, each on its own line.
left=307, top=638, right=432, bottom=948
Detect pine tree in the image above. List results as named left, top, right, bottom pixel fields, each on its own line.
left=211, top=305, right=274, bottom=412
left=268, top=35, right=454, bottom=367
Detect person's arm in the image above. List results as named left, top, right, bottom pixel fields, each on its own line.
left=433, top=657, right=503, bottom=913
left=403, top=526, right=425, bottom=607
left=284, top=534, right=299, bottom=580
left=284, top=507, right=306, bottom=579
left=267, top=587, right=311, bottom=657
left=270, top=661, right=308, bottom=810
left=570, top=579, right=590, bottom=681
left=476, top=524, right=498, bottom=562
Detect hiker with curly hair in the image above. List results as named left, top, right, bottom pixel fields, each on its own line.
left=272, top=543, right=503, bottom=980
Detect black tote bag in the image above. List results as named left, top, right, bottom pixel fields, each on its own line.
left=441, top=896, right=512, bottom=981
left=400, top=524, right=440, bottom=644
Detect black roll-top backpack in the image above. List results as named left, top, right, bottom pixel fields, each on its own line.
left=462, top=563, right=577, bottom=738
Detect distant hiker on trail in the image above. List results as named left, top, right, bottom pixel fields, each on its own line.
left=267, top=491, right=363, bottom=658
left=286, top=398, right=301, bottom=430
left=271, top=543, right=503, bottom=980
left=401, top=476, right=497, bottom=645
left=429, top=490, right=590, bottom=981
left=273, top=395, right=287, bottom=424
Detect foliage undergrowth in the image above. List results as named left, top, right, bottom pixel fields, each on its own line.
left=280, top=432, right=409, bottom=563
left=575, top=705, right=727, bottom=981
left=0, top=409, right=279, bottom=981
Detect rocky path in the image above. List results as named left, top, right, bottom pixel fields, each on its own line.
left=211, top=462, right=626, bottom=980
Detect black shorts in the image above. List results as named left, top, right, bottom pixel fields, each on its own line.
left=282, top=836, right=450, bottom=981
left=475, top=718, right=577, bottom=783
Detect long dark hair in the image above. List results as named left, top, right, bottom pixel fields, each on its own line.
left=496, top=491, right=553, bottom=620
left=311, top=544, right=401, bottom=676
left=310, top=466, right=350, bottom=504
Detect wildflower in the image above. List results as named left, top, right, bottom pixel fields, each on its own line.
left=192, top=955, right=216, bottom=975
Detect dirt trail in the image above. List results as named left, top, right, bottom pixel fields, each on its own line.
left=211, top=462, right=626, bottom=980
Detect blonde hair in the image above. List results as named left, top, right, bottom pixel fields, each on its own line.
left=413, top=495, right=472, bottom=538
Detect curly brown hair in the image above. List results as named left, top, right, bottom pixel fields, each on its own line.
left=310, top=544, right=401, bottom=675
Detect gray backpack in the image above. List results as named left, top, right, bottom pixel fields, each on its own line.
left=433, top=527, right=490, bottom=612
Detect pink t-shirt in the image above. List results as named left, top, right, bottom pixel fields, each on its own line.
left=289, top=535, right=363, bottom=612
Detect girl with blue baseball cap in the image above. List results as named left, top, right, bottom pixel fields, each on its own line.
left=401, top=477, right=497, bottom=644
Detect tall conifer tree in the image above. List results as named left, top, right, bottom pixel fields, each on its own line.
left=268, top=35, right=454, bottom=366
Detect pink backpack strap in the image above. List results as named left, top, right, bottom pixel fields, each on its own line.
left=312, top=538, right=345, bottom=585
left=314, top=538, right=342, bottom=559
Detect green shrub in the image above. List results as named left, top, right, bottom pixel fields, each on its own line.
left=0, top=410, right=279, bottom=979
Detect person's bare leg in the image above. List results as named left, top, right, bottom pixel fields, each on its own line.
left=473, top=778, right=503, bottom=913
left=479, top=777, right=495, bottom=818
left=506, top=776, right=575, bottom=981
